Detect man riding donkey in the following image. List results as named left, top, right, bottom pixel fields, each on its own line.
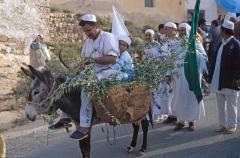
left=49, top=13, right=121, bottom=138
left=52, top=11, right=147, bottom=137
left=49, top=9, right=153, bottom=155
left=70, top=14, right=123, bottom=140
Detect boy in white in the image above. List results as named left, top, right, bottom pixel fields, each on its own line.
left=111, top=36, right=133, bottom=80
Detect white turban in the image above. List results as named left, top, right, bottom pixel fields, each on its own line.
left=164, top=22, right=177, bottom=29
left=179, top=22, right=191, bottom=37
left=145, top=29, right=155, bottom=35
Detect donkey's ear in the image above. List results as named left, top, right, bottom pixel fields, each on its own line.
left=20, top=66, right=35, bottom=79
left=28, top=65, right=44, bottom=81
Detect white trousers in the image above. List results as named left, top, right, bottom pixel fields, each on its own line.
left=80, top=88, right=93, bottom=127
left=153, top=81, right=174, bottom=116
left=80, top=69, right=120, bottom=127
left=216, top=89, right=238, bottom=128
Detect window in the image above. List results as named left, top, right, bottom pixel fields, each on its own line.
left=187, top=9, right=205, bottom=21
left=145, top=0, right=154, bottom=7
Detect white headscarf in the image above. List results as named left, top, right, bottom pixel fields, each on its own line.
left=178, top=22, right=191, bottom=38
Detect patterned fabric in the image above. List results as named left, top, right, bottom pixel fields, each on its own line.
left=111, top=51, right=133, bottom=75
left=144, top=41, right=161, bottom=58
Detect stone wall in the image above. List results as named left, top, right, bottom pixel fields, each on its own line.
left=49, top=13, right=83, bottom=43
left=0, top=0, right=50, bottom=55
left=0, top=0, right=50, bottom=101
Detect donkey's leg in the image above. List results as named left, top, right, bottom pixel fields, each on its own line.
left=141, top=119, right=149, bottom=150
left=79, top=134, right=91, bottom=158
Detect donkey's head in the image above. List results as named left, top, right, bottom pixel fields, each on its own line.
left=21, top=65, right=57, bottom=121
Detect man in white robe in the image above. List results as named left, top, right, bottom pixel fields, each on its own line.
left=159, top=22, right=179, bottom=124
left=173, top=22, right=207, bottom=131
left=140, top=29, right=164, bottom=122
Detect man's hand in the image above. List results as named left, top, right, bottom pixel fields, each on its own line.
left=165, top=76, right=172, bottom=84
left=206, top=76, right=211, bottom=84
left=84, top=58, right=95, bottom=65
left=74, top=58, right=95, bottom=71
left=75, top=62, right=85, bottom=71
left=136, top=51, right=144, bottom=60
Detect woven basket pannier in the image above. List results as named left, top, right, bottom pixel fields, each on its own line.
left=92, top=82, right=152, bottom=124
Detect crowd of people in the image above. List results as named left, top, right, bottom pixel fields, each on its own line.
left=31, top=11, right=240, bottom=155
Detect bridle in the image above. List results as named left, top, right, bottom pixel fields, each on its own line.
left=27, top=80, right=57, bottom=113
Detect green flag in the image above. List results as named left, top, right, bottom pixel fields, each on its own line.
left=184, top=0, right=202, bottom=103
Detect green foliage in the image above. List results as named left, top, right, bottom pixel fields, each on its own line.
left=54, top=65, right=122, bottom=124
left=46, top=42, right=83, bottom=75
left=12, top=75, right=30, bottom=99
left=53, top=50, right=177, bottom=124
left=62, top=9, right=72, bottom=14
left=10, top=74, right=31, bottom=110
left=133, top=54, right=177, bottom=90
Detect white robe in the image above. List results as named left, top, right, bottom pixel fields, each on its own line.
left=174, top=52, right=206, bottom=122
left=152, top=38, right=180, bottom=116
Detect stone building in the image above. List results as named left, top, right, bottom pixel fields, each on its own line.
left=50, top=0, right=186, bottom=26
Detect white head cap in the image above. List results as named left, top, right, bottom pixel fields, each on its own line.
left=164, top=22, right=177, bottom=29
left=81, top=14, right=97, bottom=22
left=222, top=20, right=235, bottom=30
left=145, top=29, right=155, bottom=35
left=179, top=22, right=191, bottom=37
left=119, top=35, right=132, bottom=46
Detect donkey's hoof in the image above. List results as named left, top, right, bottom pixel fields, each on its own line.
left=127, top=145, right=135, bottom=153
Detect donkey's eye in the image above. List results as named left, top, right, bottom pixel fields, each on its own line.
left=33, top=91, right=40, bottom=95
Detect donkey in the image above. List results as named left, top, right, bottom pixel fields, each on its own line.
left=21, top=65, right=91, bottom=158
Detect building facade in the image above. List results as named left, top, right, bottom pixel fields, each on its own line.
left=185, top=0, right=219, bottom=23
left=118, top=0, right=185, bottom=25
